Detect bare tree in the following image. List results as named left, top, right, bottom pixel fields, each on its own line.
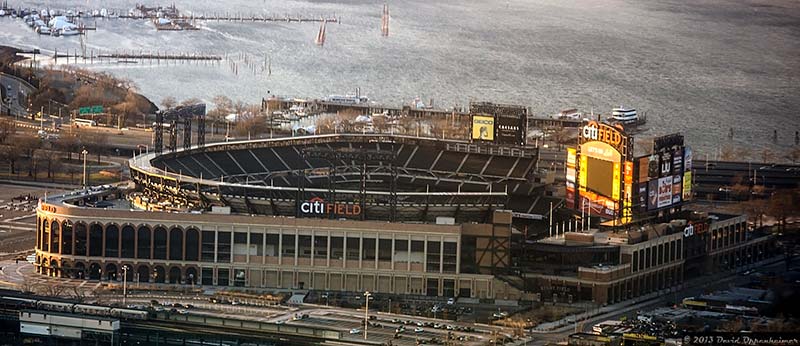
left=18, top=136, right=41, bottom=178
left=786, top=147, right=800, bottom=164
left=38, top=150, right=62, bottom=179
left=720, top=145, right=736, bottom=161
left=44, top=284, right=67, bottom=297
left=760, top=149, right=775, bottom=164
left=161, top=96, right=177, bottom=110
left=0, top=118, right=16, bottom=144
left=0, top=145, right=22, bottom=174
left=180, top=97, right=203, bottom=107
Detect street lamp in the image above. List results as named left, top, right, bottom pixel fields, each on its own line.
left=81, top=149, right=89, bottom=188
left=122, top=265, right=129, bottom=305
left=363, top=291, right=372, bottom=340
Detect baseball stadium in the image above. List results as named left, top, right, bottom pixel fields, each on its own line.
left=33, top=120, right=554, bottom=299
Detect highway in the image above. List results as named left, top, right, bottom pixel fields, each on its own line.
left=693, top=159, right=800, bottom=199
left=0, top=73, right=35, bottom=117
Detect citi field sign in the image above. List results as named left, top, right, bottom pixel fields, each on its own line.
left=581, top=121, right=626, bottom=153
left=300, top=197, right=362, bottom=216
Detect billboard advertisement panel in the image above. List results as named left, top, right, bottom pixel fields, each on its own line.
left=566, top=148, right=576, bottom=184
left=647, top=180, right=658, bottom=210
left=637, top=157, right=649, bottom=183
left=578, top=191, right=618, bottom=218
left=683, top=171, right=692, bottom=201
left=672, top=148, right=683, bottom=175
left=496, top=115, right=524, bottom=145
left=648, top=154, right=659, bottom=179
left=684, top=146, right=692, bottom=172
left=471, top=115, right=494, bottom=141
left=638, top=183, right=648, bottom=210
left=660, top=152, right=673, bottom=177
left=672, top=174, right=682, bottom=204
left=657, top=176, right=673, bottom=209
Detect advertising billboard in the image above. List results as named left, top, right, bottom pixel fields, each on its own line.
left=657, top=176, right=673, bottom=209
left=566, top=148, right=577, bottom=184
left=683, top=171, right=692, bottom=201
left=496, top=115, right=525, bottom=145
left=672, top=148, right=683, bottom=175
left=672, top=174, right=682, bottom=204
left=471, top=115, right=494, bottom=141
left=684, top=146, right=692, bottom=172
left=638, top=184, right=648, bottom=210
left=578, top=191, right=618, bottom=218
left=660, top=152, right=672, bottom=177
left=647, top=180, right=658, bottom=211
left=637, top=156, right=650, bottom=183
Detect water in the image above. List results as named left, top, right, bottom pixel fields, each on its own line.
left=1, top=0, right=799, bottom=159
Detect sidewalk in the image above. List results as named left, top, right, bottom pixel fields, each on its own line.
left=531, top=255, right=786, bottom=333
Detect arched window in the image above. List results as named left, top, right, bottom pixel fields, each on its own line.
left=74, top=223, right=88, bottom=256
left=185, top=228, right=199, bottom=261
left=168, top=266, right=182, bottom=284
left=50, top=221, right=60, bottom=254
left=89, top=224, right=103, bottom=257
left=42, top=219, right=50, bottom=252
left=121, top=225, right=135, bottom=258
left=137, top=226, right=151, bottom=259
left=153, top=227, right=167, bottom=260
left=153, top=265, right=166, bottom=283
left=169, top=227, right=184, bottom=261
left=61, top=221, right=73, bottom=255
left=105, top=224, right=119, bottom=257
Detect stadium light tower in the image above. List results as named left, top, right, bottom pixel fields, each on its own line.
left=363, top=291, right=372, bottom=340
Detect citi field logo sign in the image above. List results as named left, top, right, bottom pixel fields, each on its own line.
left=300, top=197, right=361, bottom=216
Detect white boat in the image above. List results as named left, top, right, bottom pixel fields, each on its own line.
left=610, top=106, right=638, bottom=124
left=59, top=26, right=80, bottom=36
left=35, top=24, right=51, bottom=35
left=326, top=94, right=369, bottom=104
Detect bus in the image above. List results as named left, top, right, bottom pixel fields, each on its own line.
left=74, top=118, right=97, bottom=127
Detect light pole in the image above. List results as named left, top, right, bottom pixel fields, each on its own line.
left=81, top=149, right=88, bottom=188
left=122, top=265, right=129, bottom=305
left=363, top=291, right=371, bottom=340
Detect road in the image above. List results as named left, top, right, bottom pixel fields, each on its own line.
left=0, top=73, right=34, bottom=118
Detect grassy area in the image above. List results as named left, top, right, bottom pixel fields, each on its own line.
left=0, top=167, right=119, bottom=186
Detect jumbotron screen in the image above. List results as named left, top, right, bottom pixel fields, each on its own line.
left=586, top=156, right=614, bottom=198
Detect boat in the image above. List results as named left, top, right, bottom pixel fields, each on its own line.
left=59, top=26, right=80, bottom=36
left=35, top=24, right=51, bottom=35
left=610, top=106, right=639, bottom=124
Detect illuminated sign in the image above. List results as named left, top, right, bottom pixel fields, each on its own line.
left=672, top=175, right=682, bottom=204
left=581, top=121, right=625, bottom=152
left=566, top=148, right=576, bottom=184
left=657, top=176, right=673, bottom=208
left=684, top=146, right=693, bottom=172
left=300, top=197, right=361, bottom=216
left=471, top=115, right=495, bottom=141
left=683, top=171, right=692, bottom=200
left=684, top=224, right=694, bottom=237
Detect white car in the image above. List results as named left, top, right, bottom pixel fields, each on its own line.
left=414, top=327, right=424, bottom=333
left=349, top=328, right=361, bottom=334
left=447, top=297, right=455, bottom=305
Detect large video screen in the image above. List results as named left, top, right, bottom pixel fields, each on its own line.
left=586, top=156, right=615, bottom=198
